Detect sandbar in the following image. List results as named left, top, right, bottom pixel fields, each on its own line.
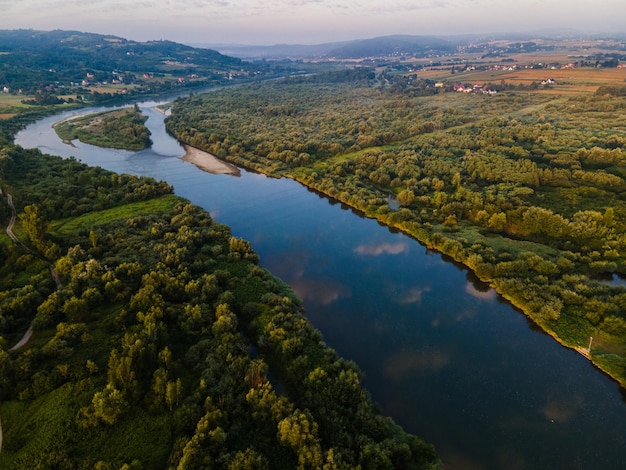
left=181, top=144, right=241, bottom=176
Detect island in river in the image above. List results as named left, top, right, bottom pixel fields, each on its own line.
left=53, top=106, right=152, bottom=151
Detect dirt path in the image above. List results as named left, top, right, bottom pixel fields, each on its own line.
left=1, top=192, right=28, bottom=454
left=5, top=193, right=30, bottom=253
left=1, top=193, right=64, bottom=453
left=3, top=193, right=38, bottom=351
left=9, top=326, right=33, bottom=352
left=5, top=192, right=18, bottom=242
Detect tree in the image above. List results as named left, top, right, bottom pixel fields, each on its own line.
left=487, top=212, right=507, bottom=232
left=20, top=204, right=47, bottom=249
left=228, top=449, right=269, bottom=470
left=277, top=410, right=324, bottom=469
left=397, top=189, right=415, bottom=207
left=165, top=378, right=183, bottom=410
left=92, top=384, right=129, bottom=425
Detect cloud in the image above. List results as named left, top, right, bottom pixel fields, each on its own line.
left=4, top=0, right=624, bottom=46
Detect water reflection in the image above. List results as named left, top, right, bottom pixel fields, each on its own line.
left=289, top=277, right=351, bottom=307
left=542, top=393, right=583, bottom=423
left=393, top=286, right=430, bottom=305
left=465, top=282, right=496, bottom=301
left=16, top=100, right=626, bottom=470
left=354, top=241, right=409, bottom=256
left=384, top=349, right=451, bottom=378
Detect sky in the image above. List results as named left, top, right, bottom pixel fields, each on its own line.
left=1, top=0, right=624, bottom=46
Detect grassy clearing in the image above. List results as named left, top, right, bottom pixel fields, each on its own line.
left=0, top=94, right=30, bottom=119
left=50, top=194, right=184, bottom=236
left=0, top=381, right=173, bottom=468
left=0, top=94, right=27, bottom=107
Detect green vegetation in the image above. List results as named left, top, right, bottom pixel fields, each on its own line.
left=166, top=71, right=626, bottom=387
left=0, top=29, right=274, bottom=109
left=0, top=148, right=439, bottom=468
left=54, top=106, right=152, bottom=151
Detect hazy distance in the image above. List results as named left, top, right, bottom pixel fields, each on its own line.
left=0, top=0, right=624, bottom=46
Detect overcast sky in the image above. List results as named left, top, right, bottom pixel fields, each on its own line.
left=1, top=0, right=623, bottom=45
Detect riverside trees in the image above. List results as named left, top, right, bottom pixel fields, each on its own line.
left=0, top=148, right=439, bottom=469
left=53, top=106, right=152, bottom=151
left=166, top=73, right=626, bottom=387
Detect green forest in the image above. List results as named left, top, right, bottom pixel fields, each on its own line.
left=54, top=106, right=152, bottom=151
left=165, top=71, right=626, bottom=387
left=0, top=147, right=439, bottom=468
left=2, top=29, right=626, bottom=466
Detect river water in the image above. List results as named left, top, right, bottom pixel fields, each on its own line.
left=15, top=101, right=626, bottom=469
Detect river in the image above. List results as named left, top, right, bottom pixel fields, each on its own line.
left=15, top=100, right=626, bottom=469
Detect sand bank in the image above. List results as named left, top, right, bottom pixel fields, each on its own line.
left=181, top=144, right=241, bottom=176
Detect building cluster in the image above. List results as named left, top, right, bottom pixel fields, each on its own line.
left=453, top=83, right=498, bottom=95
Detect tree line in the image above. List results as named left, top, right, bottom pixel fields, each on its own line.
left=0, top=148, right=440, bottom=469
left=165, top=72, right=626, bottom=387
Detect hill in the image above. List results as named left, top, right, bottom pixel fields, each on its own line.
left=326, top=35, right=455, bottom=59
left=0, top=29, right=270, bottom=98
left=203, top=35, right=455, bottom=60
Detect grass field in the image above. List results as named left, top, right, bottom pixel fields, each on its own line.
left=0, top=93, right=29, bottom=116
left=50, top=194, right=183, bottom=236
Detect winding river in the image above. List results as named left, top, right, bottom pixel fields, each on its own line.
left=15, top=100, right=626, bottom=469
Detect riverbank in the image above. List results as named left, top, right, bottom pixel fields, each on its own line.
left=181, top=144, right=241, bottom=176
left=283, top=173, right=626, bottom=389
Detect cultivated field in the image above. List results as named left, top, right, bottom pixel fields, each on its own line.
left=419, top=65, right=626, bottom=93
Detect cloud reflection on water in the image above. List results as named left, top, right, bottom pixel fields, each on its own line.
left=465, top=282, right=496, bottom=301
left=384, top=349, right=451, bottom=380
left=394, top=286, right=431, bottom=305
left=354, top=241, right=408, bottom=256
left=542, top=394, right=583, bottom=423
left=289, top=277, right=352, bottom=306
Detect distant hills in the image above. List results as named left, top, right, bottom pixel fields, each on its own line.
left=0, top=29, right=244, bottom=72
left=1, top=29, right=624, bottom=97
left=194, top=35, right=456, bottom=60
left=196, top=31, right=626, bottom=60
